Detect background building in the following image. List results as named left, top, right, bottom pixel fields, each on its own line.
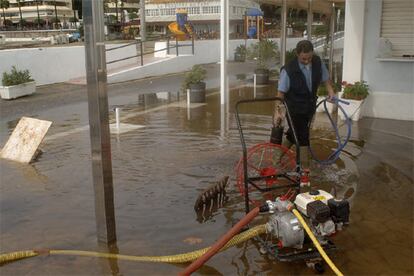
left=2, top=0, right=77, bottom=27
left=144, top=0, right=261, bottom=38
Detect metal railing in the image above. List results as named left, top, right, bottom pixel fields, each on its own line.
left=312, top=31, right=344, bottom=49
left=106, top=34, right=195, bottom=66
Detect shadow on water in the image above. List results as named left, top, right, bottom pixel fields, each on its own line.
left=0, top=83, right=413, bottom=275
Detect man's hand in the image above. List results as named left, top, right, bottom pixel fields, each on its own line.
left=325, top=81, right=336, bottom=102
left=273, top=102, right=286, bottom=126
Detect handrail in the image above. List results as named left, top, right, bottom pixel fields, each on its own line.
left=105, top=34, right=194, bottom=66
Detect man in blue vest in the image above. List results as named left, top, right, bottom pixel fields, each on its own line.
left=275, top=40, right=335, bottom=169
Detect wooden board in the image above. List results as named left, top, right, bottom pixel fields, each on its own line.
left=0, top=117, right=52, bottom=163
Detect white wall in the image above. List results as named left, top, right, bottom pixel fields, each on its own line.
left=360, top=0, right=414, bottom=120
left=0, top=43, right=139, bottom=86
left=1, top=38, right=303, bottom=86
left=110, top=38, right=303, bottom=84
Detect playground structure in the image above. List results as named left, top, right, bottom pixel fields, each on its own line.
left=245, top=8, right=264, bottom=39
left=168, top=9, right=194, bottom=40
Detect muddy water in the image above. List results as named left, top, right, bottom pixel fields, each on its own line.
left=1, top=84, right=413, bottom=275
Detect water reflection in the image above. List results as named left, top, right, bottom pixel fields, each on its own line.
left=0, top=82, right=412, bottom=275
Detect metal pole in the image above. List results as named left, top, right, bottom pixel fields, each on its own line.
left=175, top=36, right=178, bottom=56
left=220, top=0, right=228, bottom=105
left=139, top=0, right=146, bottom=41
left=307, top=0, right=313, bottom=40
left=115, top=108, right=120, bottom=130
left=191, top=35, right=194, bottom=55
left=329, top=2, right=336, bottom=80
left=253, top=74, right=257, bottom=98
left=82, top=0, right=116, bottom=244
left=167, top=37, right=170, bottom=55
left=140, top=40, right=144, bottom=66
left=186, top=89, right=191, bottom=120
left=281, top=0, right=287, bottom=66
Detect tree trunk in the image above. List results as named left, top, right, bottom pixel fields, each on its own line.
left=54, top=0, right=58, bottom=24
left=115, top=0, right=118, bottom=23
left=2, top=8, right=5, bottom=27
left=36, top=0, right=40, bottom=29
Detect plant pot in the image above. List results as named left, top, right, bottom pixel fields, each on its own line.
left=338, top=95, right=364, bottom=121
left=254, top=68, right=269, bottom=85
left=189, top=82, right=206, bottom=103
left=234, top=53, right=245, bottom=62
left=316, top=96, right=335, bottom=113
left=0, top=81, right=36, bottom=100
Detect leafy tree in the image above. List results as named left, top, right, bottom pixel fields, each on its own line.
left=53, top=0, right=58, bottom=23
left=0, top=0, right=9, bottom=28
left=35, top=0, right=41, bottom=28
left=16, top=0, right=23, bottom=25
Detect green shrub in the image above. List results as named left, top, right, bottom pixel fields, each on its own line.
left=342, top=81, right=369, bottom=100
left=234, top=44, right=246, bottom=57
left=247, top=39, right=279, bottom=69
left=317, top=85, right=328, bottom=96
left=285, top=48, right=297, bottom=65
left=182, top=65, right=207, bottom=90
left=2, top=66, right=34, bottom=86
left=317, top=82, right=342, bottom=96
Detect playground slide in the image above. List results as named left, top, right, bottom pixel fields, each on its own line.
left=168, top=22, right=193, bottom=35
left=168, top=22, right=186, bottom=35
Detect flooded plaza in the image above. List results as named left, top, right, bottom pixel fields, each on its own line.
left=0, top=82, right=413, bottom=275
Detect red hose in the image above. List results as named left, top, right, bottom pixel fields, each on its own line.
left=179, top=207, right=260, bottom=276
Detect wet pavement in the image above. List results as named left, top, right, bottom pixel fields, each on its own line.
left=0, top=65, right=413, bottom=275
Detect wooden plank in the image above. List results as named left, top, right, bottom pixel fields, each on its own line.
left=0, top=117, right=52, bottom=163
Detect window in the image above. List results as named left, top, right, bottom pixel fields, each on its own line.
left=380, top=0, right=414, bottom=57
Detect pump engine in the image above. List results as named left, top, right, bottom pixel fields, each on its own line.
left=265, top=190, right=350, bottom=256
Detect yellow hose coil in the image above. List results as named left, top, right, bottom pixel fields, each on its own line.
left=292, top=209, right=344, bottom=276
left=0, top=224, right=266, bottom=266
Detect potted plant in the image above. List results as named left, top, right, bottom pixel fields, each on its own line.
left=182, top=65, right=207, bottom=103
left=234, top=44, right=246, bottom=62
left=316, top=82, right=341, bottom=113
left=247, top=39, right=279, bottom=85
left=339, top=81, right=369, bottom=121
left=0, top=66, right=36, bottom=100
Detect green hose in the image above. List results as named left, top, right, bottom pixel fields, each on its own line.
left=0, top=224, right=266, bottom=266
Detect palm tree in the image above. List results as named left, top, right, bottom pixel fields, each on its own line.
left=35, top=0, right=41, bottom=29
left=16, top=0, right=23, bottom=28
left=0, top=0, right=9, bottom=28
left=54, top=0, right=58, bottom=24
left=113, top=0, right=119, bottom=23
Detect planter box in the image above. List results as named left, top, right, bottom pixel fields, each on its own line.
left=254, top=68, right=269, bottom=85
left=189, top=82, right=206, bottom=103
left=0, top=81, right=36, bottom=100
left=338, top=95, right=364, bottom=121
left=316, top=96, right=335, bottom=114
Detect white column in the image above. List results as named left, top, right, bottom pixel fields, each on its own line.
left=307, top=0, right=313, bottom=40
left=220, top=0, right=228, bottom=105
left=342, top=0, right=366, bottom=83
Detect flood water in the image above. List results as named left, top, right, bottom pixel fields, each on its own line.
left=1, top=83, right=413, bottom=275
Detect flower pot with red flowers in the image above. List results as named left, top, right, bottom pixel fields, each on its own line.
left=339, top=81, right=369, bottom=121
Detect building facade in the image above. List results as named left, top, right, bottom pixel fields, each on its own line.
left=2, top=0, right=76, bottom=25
left=144, top=0, right=261, bottom=37
left=342, top=0, right=413, bottom=120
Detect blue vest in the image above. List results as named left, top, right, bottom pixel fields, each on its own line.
left=284, top=56, right=322, bottom=114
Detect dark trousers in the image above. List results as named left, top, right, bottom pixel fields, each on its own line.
left=286, top=112, right=314, bottom=146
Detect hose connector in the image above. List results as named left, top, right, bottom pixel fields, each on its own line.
left=266, top=198, right=294, bottom=213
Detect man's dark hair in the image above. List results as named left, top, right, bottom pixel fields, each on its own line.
left=296, top=40, right=314, bottom=54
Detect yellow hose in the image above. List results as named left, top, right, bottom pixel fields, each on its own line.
left=292, top=209, right=344, bottom=276
left=0, top=224, right=266, bottom=266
